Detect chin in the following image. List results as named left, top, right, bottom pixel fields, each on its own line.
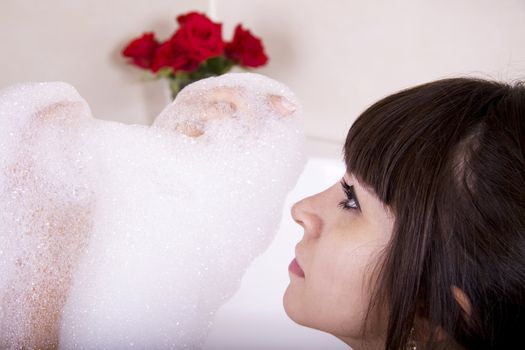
left=284, top=286, right=353, bottom=339
left=283, top=284, right=302, bottom=323
left=283, top=284, right=314, bottom=329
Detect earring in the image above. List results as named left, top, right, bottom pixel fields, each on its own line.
left=406, top=327, right=417, bottom=350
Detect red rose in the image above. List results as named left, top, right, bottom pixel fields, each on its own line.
left=151, top=12, right=224, bottom=73
left=225, top=24, right=268, bottom=67
left=122, top=32, right=159, bottom=70
left=175, top=12, right=224, bottom=62
left=123, top=12, right=269, bottom=78
left=151, top=35, right=200, bottom=73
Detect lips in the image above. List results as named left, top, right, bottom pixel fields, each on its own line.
left=288, top=257, right=305, bottom=278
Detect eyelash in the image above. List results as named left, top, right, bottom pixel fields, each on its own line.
left=338, top=179, right=360, bottom=211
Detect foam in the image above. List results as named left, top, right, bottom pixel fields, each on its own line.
left=0, top=73, right=306, bottom=349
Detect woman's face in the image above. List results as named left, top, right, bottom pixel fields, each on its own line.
left=283, top=172, right=395, bottom=348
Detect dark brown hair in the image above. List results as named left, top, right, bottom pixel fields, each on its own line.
left=343, top=77, right=525, bottom=349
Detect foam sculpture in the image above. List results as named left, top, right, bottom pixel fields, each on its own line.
left=0, top=73, right=306, bottom=349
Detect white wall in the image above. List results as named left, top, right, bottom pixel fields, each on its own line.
left=217, top=0, right=525, bottom=151
left=2, top=0, right=523, bottom=153
left=0, top=0, right=209, bottom=125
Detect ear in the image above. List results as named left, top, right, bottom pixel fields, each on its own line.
left=451, top=285, right=472, bottom=318
left=414, top=287, right=473, bottom=345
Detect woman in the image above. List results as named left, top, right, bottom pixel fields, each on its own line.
left=284, top=77, right=525, bottom=350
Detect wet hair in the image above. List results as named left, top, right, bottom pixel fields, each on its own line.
left=343, top=77, right=525, bottom=349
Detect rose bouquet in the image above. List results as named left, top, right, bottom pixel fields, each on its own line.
left=122, top=12, right=269, bottom=100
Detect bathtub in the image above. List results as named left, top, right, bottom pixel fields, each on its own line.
left=202, top=155, right=349, bottom=350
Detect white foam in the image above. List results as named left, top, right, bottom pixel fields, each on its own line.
left=0, top=73, right=306, bottom=349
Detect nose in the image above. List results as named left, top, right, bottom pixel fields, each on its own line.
left=290, top=195, right=321, bottom=238
left=290, top=200, right=304, bottom=226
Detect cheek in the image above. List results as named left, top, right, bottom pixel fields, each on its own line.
left=285, top=240, right=382, bottom=336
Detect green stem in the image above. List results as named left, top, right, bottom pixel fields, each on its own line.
left=169, top=79, right=181, bottom=100
left=166, top=58, right=236, bottom=100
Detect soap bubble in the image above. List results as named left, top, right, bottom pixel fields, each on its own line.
left=0, top=73, right=306, bottom=349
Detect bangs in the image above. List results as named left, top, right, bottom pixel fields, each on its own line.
left=342, top=78, right=505, bottom=213
left=342, top=85, right=435, bottom=210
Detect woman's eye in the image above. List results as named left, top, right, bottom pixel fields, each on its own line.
left=338, top=179, right=360, bottom=211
